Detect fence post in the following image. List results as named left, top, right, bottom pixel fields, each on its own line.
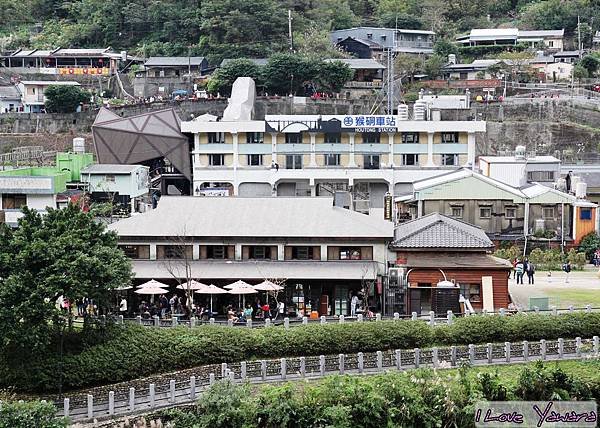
left=152, top=315, right=159, bottom=327
left=209, top=317, right=215, bottom=325
left=302, top=316, right=308, bottom=325
left=101, top=315, right=106, bottom=326
left=284, top=317, right=290, bottom=329
left=265, top=318, right=271, bottom=327
left=593, top=336, right=599, bottom=355
left=320, top=316, right=327, bottom=325
left=505, top=342, right=511, bottom=363
left=429, top=311, right=435, bottom=326
left=87, top=394, right=93, bottom=419
left=358, top=352, right=364, bottom=373
left=118, top=315, right=124, bottom=325
left=63, top=398, right=69, bottom=417
left=190, top=317, right=196, bottom=328
left=551, top=306, right=557, bottom=316
left=376, top=313, right=382, bottom=322
left=586, top=305, right=592, bottom=314
left=451, top=346, right=457, bottom=367
left=468, top=344, right=475, bottom=365
left=229, top=371, right=235, bottom=382
left=240, top=362, right=247, bottom=381
left=261, top=360, right=267, bottom=380
left=190, top=377, right=196, bottom=401
left=576, top=337, right=582, bottom=358
left=221, top=363, right=228, bottom=377
left=414, top=348, right=420, bottom=368
left=540, top=339, right=546, bottom=360
left=300, top=357, right=306, bottom=378
left=357, top=314, right=364, bottom=322
left=108, top=391, right=114, bottom=415
left=376, top=351, right=383, bottom=371
left=280, top=358, right=287, bottom=380
left=170, top=379, right=176, bottom=403
left=129, top=387, right=135, bottom=411
left=395, top=349, right=401, bottom=370
left=393, top=312, right=400, bottom=321
left=319, top=355, right=326, bottom=376
left=411, top=312, right=417, bottom=321
left=209, top=373, right=215, bottom=385
left=149, top=384, right=155, bottom=408
left=558, top=338, right=564, bottom=358
left=447, top=310, right=453, bottom=325
left=172, top=316, right=178, bottom=327
left=339, top=315, right=345, bottom=324
left=339, top=354, right=345, bottom=374
left=568, top=306, right=574, bottom=313
left=523, top=341, right=529, bottom=361
left=499, top=308, right=505, bottom=317
left=246, top=319, right=252, bottom=328
left=487, top=343, right=493, bottom=364
left=227, top=319, right=233, bottom=327
left=137, top=315, right=142, bottom=325
left=432, top=347, right=439, bottom=368
left=465, top=309, right=471, bottom=317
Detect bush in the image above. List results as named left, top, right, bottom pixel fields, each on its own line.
left=578, top=232, right=600, bottom=260
left=3, top=313, right=600, bottom=392
left=0, top=401, right=68, bottom=428
left=493, top=245, right=520, bottom=261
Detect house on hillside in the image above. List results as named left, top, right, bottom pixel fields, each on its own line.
left=16, top=80, right=82, bottom=113
left=133, top=57, right=209, bottom=97
left=456, top=28, right=564, bottom=51
left=0, top=86, right=22, bottom=113
left=390, top=213, right=511, bottom=314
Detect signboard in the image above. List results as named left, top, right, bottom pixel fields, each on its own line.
left=58, top=67, right=110, bottom=76
left=198, top=188, right=229, bottom=197
left=0, top=176, right=53, bottom=193
left=342, top=115, right=397, bottom=132
left=384, top=194, right=393, bottom=220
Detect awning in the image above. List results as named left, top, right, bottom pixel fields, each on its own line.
left=131, top=260, right=380, bottom=280
left=400, top=253, right=512, bottom=269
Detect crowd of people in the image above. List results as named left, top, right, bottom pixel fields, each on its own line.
left=512, top=258, right=536, bottom=284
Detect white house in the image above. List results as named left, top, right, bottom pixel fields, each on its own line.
left=0, top=86, right=22, bottom=113
left=16, top=81, right=81, bottom=113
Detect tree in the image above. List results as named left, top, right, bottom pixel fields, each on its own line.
left=262, top=53, right=319, bottom=95
left=433, top=39, right=459, bottom=59
left=573, top=64, right=589, bottom=83
left=0, top=205, right=132, bottom=390
left=497, top=51, right=534, bottom=82
left=295, top=25, right=351, bottom=60
left=207, top=59, right=264, bottom=95
left=318, top=61, right=354, bottom=93
left=161, top=228, right=196, bottom=316
left=44, top=85, right=89, bottom=113
left=394, top=54, right=424, bottom=82
left=578, top=232, right=600, bottom=260
left=424, top=54, right=445, bottom=79
left=580, top=55, right=600, bottom=77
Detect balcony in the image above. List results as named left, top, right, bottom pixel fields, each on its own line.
left=344, top=81, right=383, bottom=89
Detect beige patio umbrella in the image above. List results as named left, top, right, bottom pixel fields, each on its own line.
left=138, top=279, right=169, bottom=289
left=228, top=285, right=258, bottom=308
left=176, top=280, right=210, bottom=291
left=194, top=283, right=229, bottom=313
left=134, top=285, right=168, bottom=295
left=224, top=279, right=252, bottom=290
left=253, top=280, right=284, bottom=291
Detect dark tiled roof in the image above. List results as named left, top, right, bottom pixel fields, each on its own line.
left=392, top=213, right=493, bottom=249
left=404, top=253, right=512, bottom=269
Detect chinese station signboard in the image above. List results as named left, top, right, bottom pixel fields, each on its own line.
left=341, top=115, right=397, bottom=132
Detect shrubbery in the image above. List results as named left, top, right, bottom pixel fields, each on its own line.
left=2, top=313, right=600, bottom=392
left=0, top=401, right=67, bottom=428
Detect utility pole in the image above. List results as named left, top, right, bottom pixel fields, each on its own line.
left=188, top=46, right=192, bottom=96
left=577, top=15, right=582, bottom=57
left=288, top=10, right=294, bottom=51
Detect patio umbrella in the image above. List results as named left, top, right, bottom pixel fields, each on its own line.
left=134, top=286, right=168, bottom=295
left=138, top=279, right=170, bottom=289
left=194, top=284, right=228, bottom=313
left=228, top=285, right=258, bottom=308
left=177, top=280, right=210, bottom=310
left=115, top=285, right=133, bottom=291
left=253, top=280, right=284, bottom=291
left=224, top=280, right=251, bottom=290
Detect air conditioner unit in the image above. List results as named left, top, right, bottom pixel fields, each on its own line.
left=388, top=267, right=406, bottom=288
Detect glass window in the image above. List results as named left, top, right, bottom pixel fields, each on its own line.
left=285, top=155, right=302, bottom=169
left=441, top=132, right=459, bottom=143
left=340, top=247, right=362, bottom=260
left=247, top=154, right=263, bottom=166
left=209, top=154, right=225, bottom=166
left=402, top=154, right=419, bottom=166
left=119, top=245, right=150, bottom=259
left=362, top=132, right=380, bottom=144
left=246, top=132, right=263, bottom=144
left=250, top=246, right=272, bottom=260
left=285, top=133, right=302, bottom=144
left=292, top=246, right=313, bottom=260
left=324, top=154, right=340, bottom=166
left=543, top=207, right=555, bottom=219
left=580, top=208, right=592, bottom=220
left=479, top=207, right=492, bottom=218
left=2, top=194, right=26, bottom=209
left=506, top=207, right=517, bottom=219
left=105, top=174, right=116, bottom=183
left=363, top=154, right=380, bottom=169
left=460, top=283, right=481, bottom=302
left=206, top=245, right=226, bottom=259
left=451, top=206, right=463, bottom=218
left=208, top=132, right=225, bottom=144
left=401, top=133, right=419, bottom=144
left=527, top=171, right=555, bottom=181
left=442, top=154, right=458, bottom=166
left=324, top=133, right=341, bottom=144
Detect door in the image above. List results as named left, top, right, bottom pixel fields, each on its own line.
left=409, top=288, right=421, bottom=315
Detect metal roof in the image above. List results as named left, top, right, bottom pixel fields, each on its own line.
left=324, top=58, right=385, bottom=69
left=109, top=196, right=393, bottom=239
left=479, top=155, right=561, bottom=164
left=220, top=58, right=269, bottom=67
left=0, top=85, right=20, bottom=99
left=145, top=57, right=206, bottom=67
left=403, top=253, right=511, bottom=269
left=81, top=164, right=146, bottom=174
left=392, top=213, right=493, bottom=249
left=518, top=29, right=564, bottom=38
left=331, top=26, right=435, bottom=36
left=7, top=48, right=112, bottom=57
left=19, top=81, right=80, bottom=86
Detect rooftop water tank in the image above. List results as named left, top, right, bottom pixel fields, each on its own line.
left=514, top=145, right=526, bottom=160
left=413, top=100, right=428, bottom=121
left=397, top=104, right=409, bottom=121
left=72, top=137, right=85, bottom=154
left=576, top=182, right=587, bottom=199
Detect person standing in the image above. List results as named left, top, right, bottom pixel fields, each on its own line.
left=563, top=261, right=572, bottom=283
left=526, top=261, right=535, bottom=285
left=351, top=293, right=359, bottom=317
left=515, top=259, right=524, bottom=284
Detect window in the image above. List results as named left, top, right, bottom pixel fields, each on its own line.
left=451, top=206, right=463, bottom=218
left=580, top=208, right=592, bottom=220
left=246, top=132, right=263, bottom=144
left=157, top=245, right=192, bottom=259
left=105, top=174, right=115, bottom=183
left=324, top=154, right=340, bottom=166
left=543, top=207, right=555, bottom=219
left=209, top=154, right=225, bottom=166
left=286, top=155, right=303, bottom=169
left=247, top=154, right=263, bottom=166
left=402, top=154, right=419, bottom=166
left=367, top=33, right=373, bottom=39
left=506, top=207, right=517, bottom=219
left=479, top=207, right=492, bottom=219
left=285, top=133, right=302, bottom=144
left=1, top=194, right=26, bottom=209
left=363, top=154, right=380, bottom=170
left=401, top=133, right=419, bottom=144
left=527, top=171, right=556, bottom=181
left=459, top=72, right=468, bottom=80
left=292, top=246, right=313, bottom=260
left=119, top=245, right=150, bottom=259
left=208, top=132, right=225, bottom=144
left=362, top=132, right=380, bottom=144
left=250, top=246, right=272, bottom=260
left=206, top=245, right=226, bottom=259
left=441, top=132, right=459, bottom=143
left=381, top=35, right=387, bottom=41
left=548, top=41, right=554, bottom=47
left=442, top=154, right=458, bottom=166
left=459, top=283, right=481, bottom=302
left=324, top=133, right=341, bottom=144
left=340, top=247, right=362, bottom=260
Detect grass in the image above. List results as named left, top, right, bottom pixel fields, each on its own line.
left=543, top=289, right=600, bottom=308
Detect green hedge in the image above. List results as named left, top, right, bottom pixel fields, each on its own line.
left=2, top=313, right=600, bottom=392
left=0, top=401, right=67, bottom=428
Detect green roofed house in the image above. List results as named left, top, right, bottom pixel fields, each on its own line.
left=0, top=151, right=93, bottom=226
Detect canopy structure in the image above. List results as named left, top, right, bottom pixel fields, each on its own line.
left=176, top=280, right=209, bottom=291
left=224, top=280, right=252, bottom=290
left=134, top=286, right=167, bottom=295
left=92, top=107, right=191, bottom=180
left=254, top=280, right=284, bottom=291
left=138, top=279, right=169, bottom=289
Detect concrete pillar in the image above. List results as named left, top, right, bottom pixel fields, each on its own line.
left=540, top=339, right=547, bottom=360
left=232, top=132, right=239, bottom=167
left=240, top=362, right=247, bottom=380
left=309, top=132, right=317, bottom=167
left=234, top=243, right=242, bottom=260
left=466, top=132, right=476, bottom=168
left=149, top=244, right=157, bottom=260
left=348, top=132, right=357, bottom=167
left=108, top=391, right=114, bottom=415
left=149, top=384, right=155, bottom=408
left=426, top=132, right=435, bottom=167
left=87, top=394, right=94, bottom=419
left=277, top=244, right=284, bottom=261
left=129, top=387, right=135, bottom=411
left=192, top=244, right=200, bottom=260
left=387, top=133, right=395, bottom=167
left=270, top=132, right=278, bottom=164
left=300, top=357, right=306, bottom=377
left=358, top=352, right=364, bottom=373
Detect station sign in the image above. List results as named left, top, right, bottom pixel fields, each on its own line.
left=341, top=115, right=397, bottom=132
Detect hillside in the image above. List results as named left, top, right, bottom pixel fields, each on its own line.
left=0, top=0, right=598, bottom=64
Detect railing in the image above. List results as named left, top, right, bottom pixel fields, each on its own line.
left=344, top=81, right=383, bottom=89
left=56, top=336, right=599, bottom=422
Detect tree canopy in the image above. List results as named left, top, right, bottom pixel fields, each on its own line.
left=44, top=85, right=89, bottom=113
